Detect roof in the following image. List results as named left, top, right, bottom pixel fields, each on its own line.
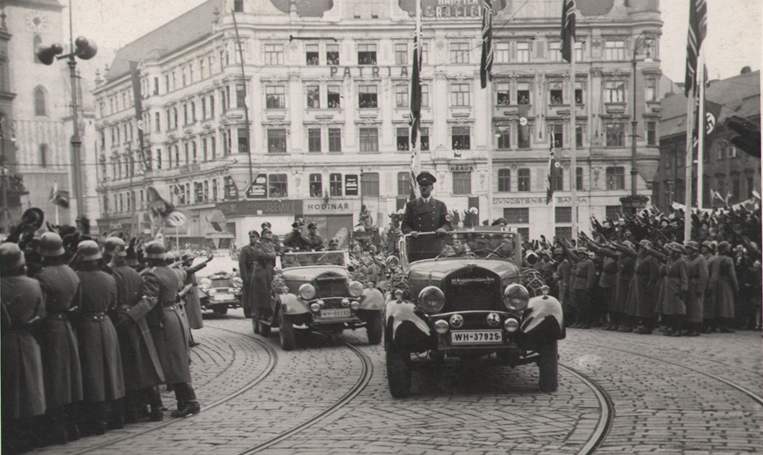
left=105, top=0, right=224, bottom=82
left=660, top=70, right=760, bottom=139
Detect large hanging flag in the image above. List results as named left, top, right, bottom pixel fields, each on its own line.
left=49, top=187, right=70, bottom=209
left=480, top=0, right=494, bottom=89
left=129, top=61, right=151, bottom=172
left=408, top=0, right=423, bottom=201
left=560, top=0, right=576, bottom=63
left=546, top=138, right=562, bottom=205
left=684, top=0, right=707, bottom=96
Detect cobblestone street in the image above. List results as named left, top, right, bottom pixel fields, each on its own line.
left=31, top=310, right=763, bottom=455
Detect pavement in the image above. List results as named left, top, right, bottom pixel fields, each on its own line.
left=31, top=310, right=763, bottom=455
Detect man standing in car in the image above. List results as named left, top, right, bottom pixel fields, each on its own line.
left=238, top=230, right=259, bottom=318
left=401, top=171, right=451, bottom=261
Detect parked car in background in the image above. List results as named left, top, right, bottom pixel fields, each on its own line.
left=196, top=254, right=242, bottom=316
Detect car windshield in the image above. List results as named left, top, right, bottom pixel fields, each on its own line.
left=405, top=231, right=518, bottom=262
left=281, top=251, right=346, bottom=268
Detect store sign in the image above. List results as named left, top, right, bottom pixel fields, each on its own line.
left=345, top=175, right=359, bottom=196
left=449, top=164, right=474, bottom=172
left=330, top=65, right=408, bottom=79
left=304, top=198, right=360, bottom=215
left=493, top=196, right=589, bottom=206
left=217, top=199, right=302, bottom=217
left=246, top=174, right=268, bottom=199
left=422, top=0, right=506, bottom=18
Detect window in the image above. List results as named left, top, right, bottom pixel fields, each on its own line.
left=209, top=94, right=215, bottom=118
left=452, top=126, right=470, bottom=150
left=358, top=84, right=378, bottom=108
left=236, top=84, right=246, bottom=108
left=308, top=128, right=321, bottom=152
left=517, top=83, right=530, bottom=105
left=606, top=167, right=625, bottom=190
left=497, top=127, right=511, bottom=150
left=34, top=86, right=47, bottom=116
left=202, top=138, right=208, bottom=161
left=396, top=127, right=409, bottom=151
left=496, top=83, right=510, bottom=106
left=732, top=176, right=740, bottom=202
left=550, top=124, right=564, bottom=148
left=518, top=168, right=531, bottom=191
left=576, top=167, right=584, bottom=190
left=327, top=85, right=341, bottom=108
left=549, top=85, right=564, bottom=105
left=605, top=123, right=625, bottom=147
left=212, top=178, right=219, bottom=201
left=361, top=172, right=379, bottom=196
left=604, top=40, right=626, bottom=61
left=328, top=128, right=342, bottom=152
left=395, top=84, right=408, bottom=108
left=421, top=41, right=430, bottom=64
left=518, top=122, right=531, bottom=149
left=575, top=41, right=585, bottom=62
left=450, top=42, right=470, bottom=63
left=498, top=169, right=511, bottom=192
left=264, top=44, right=284, bottom=65
left=154, top=112, right=161, bottom=132
left=309, top=174, right=323, bottom=197
left=605, top=205, right=622, bottom=220
left=516, top=42, right=531, bottom=63
left=421, top=84, right=430, bottom=107
left=266, top=85, right=286, bottom=109
left=645, top=78, right=657, bottom=102
left=156, top=148, right=162, bottom=169
left=191, top=140, right=198, bottom=163
left=420, top=127, right=430, bottom=151
left=238, top=128, right=249, bottom=155
left=495, top=42, right=509, bottom=63
left=358, top=43, right=377, bottom=65
left=233, top=0, right=243, bottom=12
left=549, top=41, right=562, bottom=62
left=449, top=82, right=470, bottom=107
left=604, top=81, right=626, bottom=103
left=33, top=34, right=42, bottom=63
left=394, top=43, right=407, bottom=65
left=453, top=171, right=471, bottom=195
left=39, top=144, right=48, bottom=167
left=306, top=85, right=320, bottom=109
left=576, top=124, right=584, bottom=147
left=504, top=208, right=529, bottom=224
left=210, top=134, right=217, bottom=159
left=575, top=86, right=584, bottom=104
left=330, top=173, right=343, bottom=196
left=326, top=44, right=340, bottom=65
left=359, top=128, right=378, bottom=152
left=555, top=207, right=572, bottom=223
left=647, top=121, right=657, bottom=145
left=267, top=129, right=287, bottom=154
left=551, top=166, right=564, bottom=191
left=305, top=44, right=319, bottom=65
left=397, top=172, right=412, bottom=196
left=268, top=174, right=288, bottom=198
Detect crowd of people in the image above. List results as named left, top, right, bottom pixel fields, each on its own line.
left=1, top=209, right=211, bottom=454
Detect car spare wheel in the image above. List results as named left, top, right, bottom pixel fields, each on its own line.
left=386, top=349, right=412, bottom=398
left=538, top=340, right=559, bottom=393
left=279, top=314, right=297, bottom=351
left=366, top=312, right=383, bottom=345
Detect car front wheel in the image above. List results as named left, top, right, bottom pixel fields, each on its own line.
left=366, top=312, right=383, bottom=345
left=213, top=305, right=228, bottom=316
left=386, top=348, right=412, bottom=398
left=537, top=340, right=559, bottom=393
left=279, top=314, right=297, bottom=351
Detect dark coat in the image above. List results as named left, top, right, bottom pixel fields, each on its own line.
left=659, top=258, right=689, bottom=316
left=76, top=269, right=126, bottom=402
left=238, top=244, right=257, bottom=313
left=283, top=231, right=309, bottom=251
left=112, top=264, right=165, bottom=391
left=556, top=259, right=571, bottom=305
left=709, top=254, right=738, bottom=319
left=142, top=265, right=192, bottom=384
left=34, top=264, right=83, bottom=409
left=614, top=254, right=636, bottom=314
left=572, top=258, right=596, bottom=290
left=305, top=233, right=324, bottom=251
left=183, top=270, right=204, bottom=329
left=1, top=275, right=46, bottom=419
left=252, top=240, right=277, bottom=317
left=625, top=255, right=660, bottom=318
left=703, top=254, right=721, bottom=319
left=401, top=197, right=450, bottom=234
left=685, top=255, right=709, bottom=323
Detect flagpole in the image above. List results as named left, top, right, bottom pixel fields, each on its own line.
left=486, top=74, right=493, bottom=223
left=569, top=36, right=578, bottom=238
left=683, top=87, right=695, bottom=242
left=54, top=181, right=60, bottom=225
left=697, top=50, right=706, bottom=209
left=408, top=0, right=422, bottom=200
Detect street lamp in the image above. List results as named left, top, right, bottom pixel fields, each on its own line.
left=620, top=32, right=654, bottom=214
left=37, top=27, right=97, bottom=221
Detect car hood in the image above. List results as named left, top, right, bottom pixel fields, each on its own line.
left=408, top=258, right=520, bottom=282
left=280, top=265, right=349, bottom=283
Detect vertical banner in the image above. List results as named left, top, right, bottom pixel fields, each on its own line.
left=129, top=61, right=150, bottom=171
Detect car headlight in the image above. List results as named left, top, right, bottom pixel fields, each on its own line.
left=348, top=280, right=364, bottom=298
left=503, top=283, right=529, bottom=311
left=231, top=277, right=243, bottom=288
left=417, top=286, right=445, bottom=314
left=299, top=283, right=316, bottom=300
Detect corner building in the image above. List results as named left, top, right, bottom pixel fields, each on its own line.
left=94, top=0, right=662, bottom=246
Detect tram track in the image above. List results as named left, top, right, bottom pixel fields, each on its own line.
left=559, top=362, right=615, bottom=455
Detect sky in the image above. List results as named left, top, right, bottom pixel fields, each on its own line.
left=65, top=0, right=762, bottom=82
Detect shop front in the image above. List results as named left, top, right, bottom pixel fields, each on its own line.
left=302, top=198, right=360, bottom=248
left=217, top=199, right=303, bottom=247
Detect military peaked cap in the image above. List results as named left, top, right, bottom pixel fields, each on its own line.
left=416, top=171, right=436, bottom=186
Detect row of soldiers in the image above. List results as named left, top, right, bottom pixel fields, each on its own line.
left=1, top=230, right=209, bottom=453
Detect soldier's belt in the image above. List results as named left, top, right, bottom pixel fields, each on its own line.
left=46, top=313, right=69, bottom=320
left=81, top=312, right=107, bottom=321
left=163, top=304, right=179, bottom=311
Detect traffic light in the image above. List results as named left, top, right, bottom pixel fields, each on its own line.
left=74, top=36, right=97, bottom=60
left=725, top=115, right=761, bottom=158
left=36, top=43, right=63, bottom=65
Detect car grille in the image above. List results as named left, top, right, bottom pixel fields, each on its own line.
left=443, top=267, right=501, bottom=312
left=210, top=279, right=231, bottom=288
left=315, top=275, right=348, bottom=298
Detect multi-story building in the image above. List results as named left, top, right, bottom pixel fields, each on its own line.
left=95, top=0, right=663, bottom=246
left=653, top=68, right=760, bottom=211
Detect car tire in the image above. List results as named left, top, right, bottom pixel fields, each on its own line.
left=279, top=314, right=297, bottom=351
left=260, top=320, right=272, bottom=338
left=366, top=312, right=383, bottom=345
left=538, top=340, right=559, bottom=393
left=252, top=318, right=260, bottom=335
left=243, top=305, right=252, bottom=318
left=213, top=306, right=228, bottom=316
left=386, top=348, right=412, bottom=398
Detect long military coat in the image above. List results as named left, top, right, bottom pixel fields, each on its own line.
left=614, top=254, right=636, bottom=314
left=35, top=264, right=83, bottom=409
left=402, top=197, right=451, bottom=263
left=708, top=254, right=738, bottom=319
left=685, top=255, right=709, bottom=323
left=252, top=240, right=277, bottom=317
left=183, top=270, right=204, bottom=329
left=658, top=258, right=689, bottom=316
left=238, top=244, right=257, bottom=314
left=76, top=268, right=126, bottom=402
left=142, top=265, right=192, bottom=384
left=112, top=264, right=165, bottom=391
left=625, top=255, right=660, bottom=318
left=1, top=275, right=46, bottom=419
left=703, top=254, right=720, bottom=319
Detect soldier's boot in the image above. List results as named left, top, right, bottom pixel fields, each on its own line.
left=146, top=388, right=164, bottom=421
left=108, top=400, right=125, bottom=430
left=125, top=394, right=141, bottom=424
left=90, top=402, right=107, bottom=435
left=65, top=404, right=80, bottom=441
left=719, top=318, right=735, bottom=333
left=46, top=408, right=68, bottom=445
left=171, top=401, right=200, bottom=418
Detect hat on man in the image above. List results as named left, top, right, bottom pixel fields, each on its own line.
left=307, top=222, right=317, bottom=230
left=291, top=222, right=302, bottom=229
left=416, top=171, right=437, bottom=186
left=261, top=221, right=272, bottom=230
left=700, top=240, right=713, bottom=251
left=685, top=241, right=700, bottom=252
left=491, top=217, right=507, bottom=226
left=248, top=230, right=259, bottom=237
left=105, top=236, right=127, bottom=257
left=38, top=232, right=65, bottom=257
left=718, top=241, right=731, bottom=253
left=77, top=240, right=102, bottom=262
left=0, top=242, right=25, bottom=274
left=144, top=241, right=166, bottom=260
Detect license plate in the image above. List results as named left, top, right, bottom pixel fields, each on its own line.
left=320, top=308, right=351, bottom=319
left=213, top=293, right=234, bottom=301
left=450, top=330, right=503, bottom=345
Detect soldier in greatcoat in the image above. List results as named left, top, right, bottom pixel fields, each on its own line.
left=1, top=243, right=46, bottom=453
left=571, top=248, right=596, bottom=328
left=180, top=253, right=213, bottom=340
left=304, top=223, right=325, bottom=251
left=586, top=240, right=619, bottom=330
left=709, top=241, right=739, bottom=333
left=238, top=230, right=259, bottom=318
left=252, top=228, right=277, bottom=321
left=141, top=241, right=200, bottom=418
left=613, top=242, right=637, bottom=332
left=283, top=221, right=310, bottom=251
left=401, top=171, right=452, bottom=262
left=628, top=240, right=661, bottom=334
left=658, top=242, right=689, bottom=336
left=108, top=238, right=165, bottom=422
left=34, top=233, right=83, bottom=444
left=72, top=240, right=126, bottom=434
left=702, top=241, right=720, bottom=332
left=684, top=241, right=709, bottom=336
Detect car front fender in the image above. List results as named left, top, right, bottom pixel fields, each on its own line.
left=279, top=293, right=309, bottom=316
left=521, top=295, right=565, bottom=340
left=385, top=297, right=431, bottom=339
left=359, top=288, right=385, bottom=311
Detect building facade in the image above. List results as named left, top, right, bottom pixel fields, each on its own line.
left=95, top=0, right=663, bottom=246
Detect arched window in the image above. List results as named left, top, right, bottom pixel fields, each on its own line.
left=34, top=86, right=47, bottom=116
left=33, top=35, right=42, bottom=63
left=39, top=143, right=48, bottom=167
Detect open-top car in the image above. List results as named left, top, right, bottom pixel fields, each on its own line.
left=384, top=229, right=564, bottom=397
left=196, top=255, right=242, bottom=315
left=253, top=250, right=385, bottom=350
